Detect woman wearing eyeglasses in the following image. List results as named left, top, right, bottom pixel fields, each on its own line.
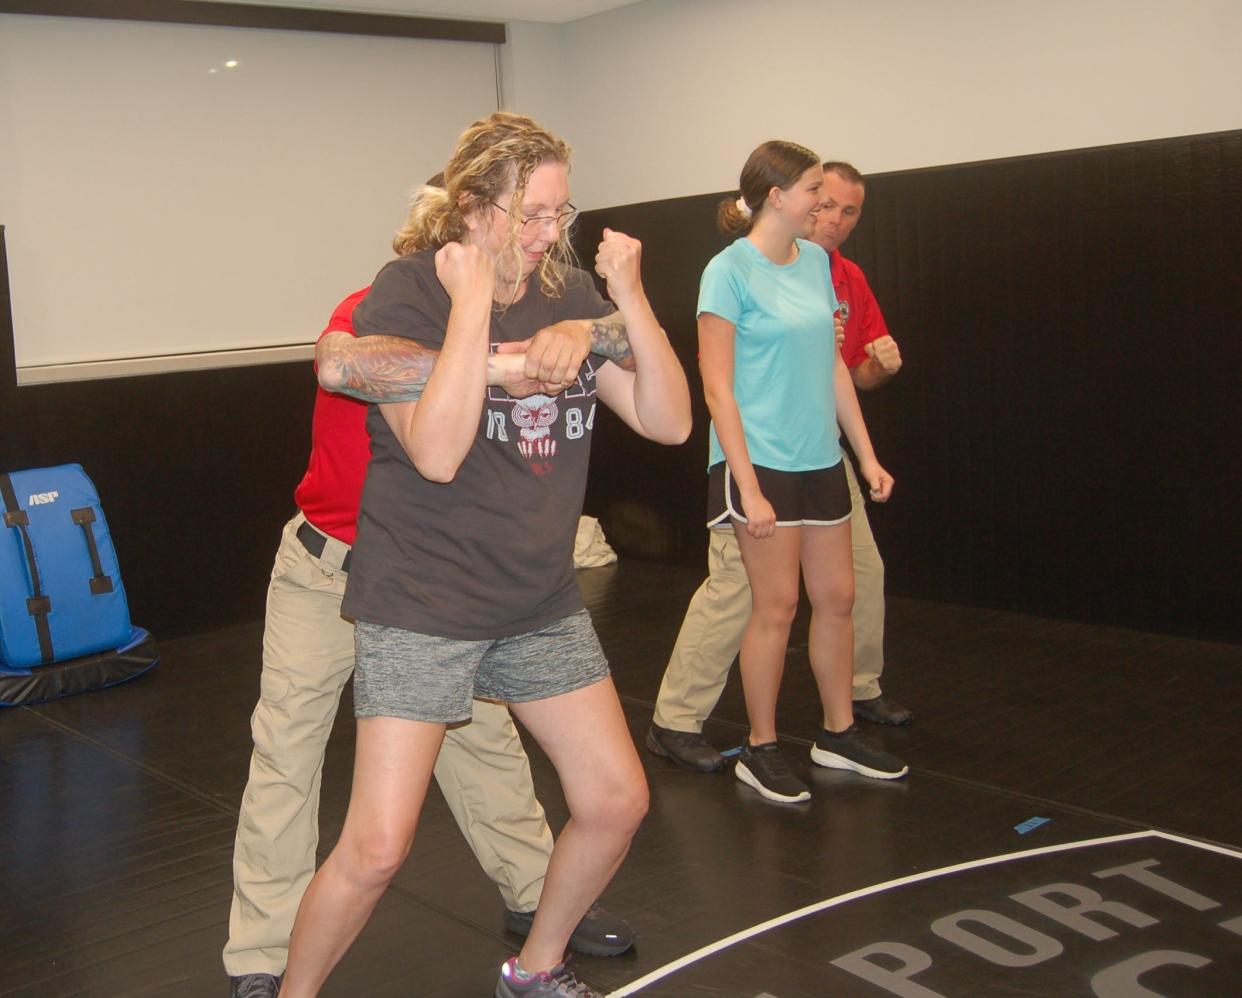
left=279, top=112, right=690, bottom=998
left=697, top=141, right=903, bottom=806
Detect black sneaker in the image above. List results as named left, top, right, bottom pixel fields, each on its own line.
left=504, top=902, right=634, bottom=956
left=852, top=694, right=914, bottom=726
left=646, top=723, right=725, bottom=772
left=495, top=956, right=600, bottom=997
left=229, top=974, right=282, bottom=998
left=811, top=724, right=908, bottom=779
left=734, top=740, right=811, bottom=802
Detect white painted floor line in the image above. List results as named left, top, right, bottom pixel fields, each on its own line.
left=605, top=829, right=1240, bottom=997
left=1148, top=829, right=1242, bottom=859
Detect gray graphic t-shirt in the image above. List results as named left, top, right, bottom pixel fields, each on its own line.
left=340, top=250, right=615, bottom=640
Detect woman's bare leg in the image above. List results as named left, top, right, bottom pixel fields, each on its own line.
left=800, top=522, right=856, bottom=732
left=507, top=677, right=648, bottom=973
left=280, top=716, right=445, bottom=998
left=733, top=523, right=802, bottom=744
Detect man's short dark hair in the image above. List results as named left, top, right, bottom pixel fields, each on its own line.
left=822, top=161, right=864, bottom=186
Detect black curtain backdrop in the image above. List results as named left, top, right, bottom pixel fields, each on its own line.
left=574, top=129, right=1242, bottom=644
left=3, top=131, right=1240, bottom=643
left=0, top=345, right=316, bottom=641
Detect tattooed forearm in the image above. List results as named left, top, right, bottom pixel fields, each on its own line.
left=317, top=333, right=437, bottom=402
left=589, top=312, right=637, bottom=371
left=318, top=314, right=634, bottom=403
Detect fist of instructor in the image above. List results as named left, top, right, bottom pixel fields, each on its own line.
left=863, top=335, right=902, bottom=374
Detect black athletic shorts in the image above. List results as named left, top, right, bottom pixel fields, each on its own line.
left=706, top=461, right=851, bottom=528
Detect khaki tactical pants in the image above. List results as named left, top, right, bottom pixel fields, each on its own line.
left=223, top=513, right=553, bottom=976
left=653, top=453, right=888, bottom=732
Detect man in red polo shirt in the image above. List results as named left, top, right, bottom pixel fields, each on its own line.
left=224, top=289, right=636, bottom=997
left=647, top=161, right=910, bottom=775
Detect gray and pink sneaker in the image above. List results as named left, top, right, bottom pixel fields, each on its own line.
left=494, top=956, right=599, bottom=997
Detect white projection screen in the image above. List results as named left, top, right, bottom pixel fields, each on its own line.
left=0, top=12, right=500, bottom=381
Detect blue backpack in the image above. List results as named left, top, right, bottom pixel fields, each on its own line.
left=1, top=464, right=134, bottom=669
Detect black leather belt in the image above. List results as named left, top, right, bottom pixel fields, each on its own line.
left=297, top=520, right=351, bottom=573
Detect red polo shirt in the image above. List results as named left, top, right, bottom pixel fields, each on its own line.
left=831, top=249, right=892, bottom=370
left=292, top=288, right=371, bottom=545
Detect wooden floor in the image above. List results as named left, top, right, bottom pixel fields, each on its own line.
left=2, top=559, right=1240, bottom=997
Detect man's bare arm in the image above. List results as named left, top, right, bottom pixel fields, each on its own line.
left=849, top=335, right=902, bottom=391
left=316, top=332, right=439, bottom=402
left=319, top=311, right=636, bottom=403
left=318, top=331, right=526, bottom=401
left=316, top=327, right=608, bottom=403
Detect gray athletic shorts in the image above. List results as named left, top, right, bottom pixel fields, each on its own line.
left=353, top=608, right=610, bottom=723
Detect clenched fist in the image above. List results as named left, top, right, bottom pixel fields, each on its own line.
left=492, top=320, right=589, bottom=397
left=860, top=460, right=895, bottom=503
left=863, top=335, right=902, bottom=373
left=594, top=228, right=643, bottom=304
left=435, top=241, right=495, bottom=304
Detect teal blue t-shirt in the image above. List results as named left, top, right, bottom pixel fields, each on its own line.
left=698, top=237, right=841, bottom=471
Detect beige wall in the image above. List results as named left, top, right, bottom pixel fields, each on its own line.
left=0, top=15, right=497, bottom=372
left=503, top=0, right=1242, bottom=209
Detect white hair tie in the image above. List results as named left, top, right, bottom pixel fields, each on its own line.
left=735, top=196, right=752, bottom=219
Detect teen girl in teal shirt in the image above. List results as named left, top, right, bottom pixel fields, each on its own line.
left=697, top=140, right=903, bottom=804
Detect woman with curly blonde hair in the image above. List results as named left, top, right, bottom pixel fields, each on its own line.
left=280, top=112, right=690, bottom=998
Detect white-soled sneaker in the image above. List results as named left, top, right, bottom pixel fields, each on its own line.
left=811, top=724, right=908, bottom=779
left=735, top=740, right=811, bottom=803
left=495, top=957, right=599, bottom=997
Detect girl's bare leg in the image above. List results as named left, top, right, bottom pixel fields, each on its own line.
left=800, top=522, right=856, bottom=732
left=280, top=716, right=445, bottom=998
left=733, top=523, right=802, bottom=744
left=507, top=677, right=648, bottom=973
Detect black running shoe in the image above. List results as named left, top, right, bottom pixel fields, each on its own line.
left=810, top=724, right=908, bottom=779
left=852, top=695, right=913, bottom=726
left=646, top=723, right=726, bottom=772
left=734, top=740, right=811, bottom=802
left=504, top=902, right=634, bottom=956
left=229, top=974, right=281, bottom=998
